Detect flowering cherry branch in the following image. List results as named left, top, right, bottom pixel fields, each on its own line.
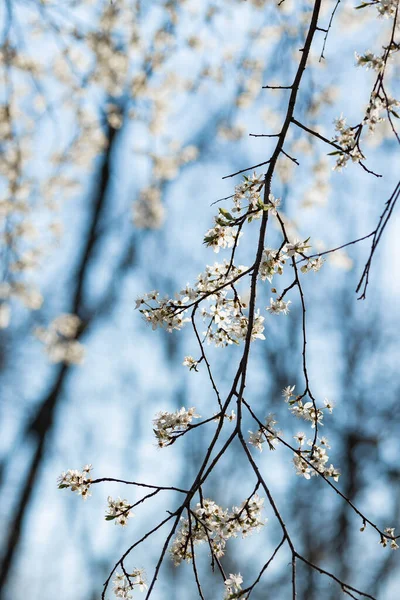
left=290, top=117, right=382, bottom=177
left=56, top=1, right=399, bottom=599
left=242, top=398, right=399, bottom=544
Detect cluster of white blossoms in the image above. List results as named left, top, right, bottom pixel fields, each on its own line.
left=300, top=256, right=325, bottom=273
left=207, top=177, right=282, bottom=245
left=355, top=45, right=400, bottom=132
left=105, top=497, right=134, bottom=526
left=259, top=247, right=286, bottom=282
left=232, top=172, right=270, bottom=215
left=355, top=50, right=385, bottom=72
left=113, top=570, right=147, bottom=599
left=34, top=314, right=85, bottom=365
left=170, top=495, right=265, bottom=565
left=135, top=262, right=266, bottom=346
left=204, top=222, right=243, bottom=253
left=57, top=464, right=93, bottom=500
left=248, top=414, right=280, bottom=452
left=196, top=264, right=258, bottom=347
left=282, top=386, right=340, bottom=481
left=132, top=187, right=165, bottom=230
left=381, top=528, right=399, bottom=550
left=332, top=116, right=363, bottom=171
left=357, top=0, right=399, bottom=18
left=204, top=174, right=283, bottom=253
left=137, top=233, right=322, bottom=345
left=353, top=9, right=400, bottom=138
left=364, top=92, right=400, bottom=132
left=0, top=281, right=43, bottom=328
left=293, top=437, right=340, bottom=482
left=376, top=0, right=399, bottom=18
left=288, top=392, right=334, bottom=428
left=135, top=290, right=191, bottom=333
left=224, top=573, right=244, bottom=600
left=195, top=261, right=249, bottom=295
left=153, top=407, right=201, bottom=447
left=259, top=237, right=314, bottom=283
left=136, top=170, right=325, bottom=348
left=202, top=301, right=266, bottom=346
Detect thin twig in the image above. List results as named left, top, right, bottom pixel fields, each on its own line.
left=222, top=159, right=271, bottom=180
left=319, top=0, right=341, bottom=61
left=356, top=180, right=400, bottom=299
left=280, top=148, right=299, bottom=165
left=91, top=478, right=188, bottom=494
left=296, top=232, right=375, bottom=263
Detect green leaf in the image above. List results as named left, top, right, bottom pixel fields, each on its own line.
left=219, top=208, right=234, bottom=220
left=203, top=234, right=217, bottom=244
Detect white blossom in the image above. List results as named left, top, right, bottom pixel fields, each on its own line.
left=324, top=398, right=335, bottom=413
left=294, top=432, right=306, bottom=446
left=266, top=297, right=291, bottom=315
left=224, top=573, right=243, bottom=599
left=364, top=92, right=400, bottom=132
left=106, top=496, right=134, bottom=526
left=182, top=356, right=198, bottom=371
left=57, top=464, right=93, bottom=500
left=170, top=495, right=265, bottom=565
left=113, top=570, right=147, bottom=599
left=153, top=407, right=201, bottom=447
left=290, top=401, right=324, bottom=428
left=355, top=50, right=384, bottom=72
left=376, top=0, right=398, bottom=18
left=282, top=385, right=296, bottom=401
left=266, top=193, right=281, bottom=216
left=204, top=223, right=242, bottom=253
left=285, top=238, right=311, bottom=257
left=259, top=247, right=287, bottom=282
left=300, top=256, right=325, bottom=273
left=249, top=415, right=279, bottom=451
left=293, top=454, right=311, bottom=479
left=137, top=260, right=267, bottom=347
left=381, top=527, right=399, bottom=550
left=293, top=440, right=340, bottom=482
left=332, top=115, right=364, bottom=171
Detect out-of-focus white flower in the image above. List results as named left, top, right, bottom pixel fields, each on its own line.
left=35, top=314, right=85, bottom=365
